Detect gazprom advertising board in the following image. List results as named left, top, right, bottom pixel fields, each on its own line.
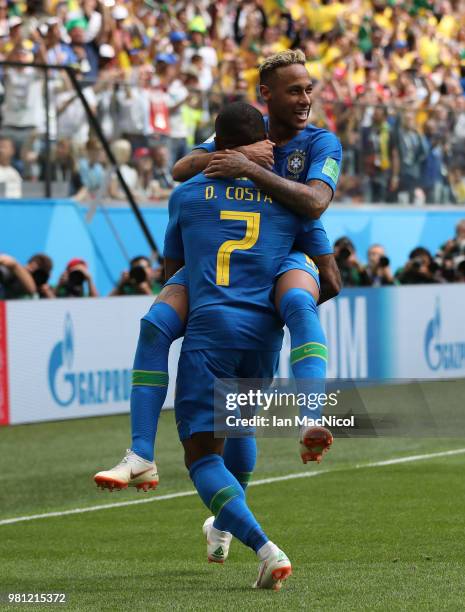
left=0, top=286, right=464, bottom=425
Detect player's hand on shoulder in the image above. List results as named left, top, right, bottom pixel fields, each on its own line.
left=204, top=149, right=252, bottom=179
left=237, top=139, right=275, bottom=170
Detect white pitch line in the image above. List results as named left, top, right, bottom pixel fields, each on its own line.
left=1, top=447, right=465, bottom=528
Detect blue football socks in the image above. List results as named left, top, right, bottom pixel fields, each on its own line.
left=131, top=303, right=184, bottom=462
left=222, top=437, right=257, bottom=491
left=190, top=454, right=268, bottom=552
left=279, top=288, right=327, bottom=420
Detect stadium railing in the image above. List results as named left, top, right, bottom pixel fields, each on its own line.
left=0, top=61, right=160, bottom=261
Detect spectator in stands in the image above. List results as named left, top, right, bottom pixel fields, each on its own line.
left=0, top=0, right=464, bottom=205
left=361, top=106, right=392, bottom=203
left=81, top=0, right=102, bottom=44
left=25, top=253, right=55, bottom=298
left=363, top=244, right=395, bottom=286
left=396, top=247, right=440, bottom=284
left=0, top=136, right=22, bottom=197
left=44, top=17, right=74, bottom=66
left=55, top=258, right=98, bottom=297
left=108, top=138, right=138, bottom=200
left=0, top=253, right=35, bottom=299
left=183, top=18, right=217, bottom=82
left=151, top=144, right=176, bottom=197
left=94, top=46, right=119, bottom=141
left=1, top=44, right=44, bottom=159
left=421, top=119, right=447, bottom=204
left=170, top=30, right=188, bottom=64
left=334, top=237, right=371, bottom=287
left=63, top=18, right=99, bottom=83
left=39, top=138, right=76, bottom=185
left=391, top=111, right=428, bottom=204
left=154, top=54, right=189, bottom=166
left=70, top=138, right=105, bottom=201
left=110, top=256, right=161, bottom=296
left=133, top=147, right=162, bottom=201
left=114, top=66, right=152, bottom=150
left=56, top=72, right=97, bottom=147
left=449, top=166, right=465, bottom=204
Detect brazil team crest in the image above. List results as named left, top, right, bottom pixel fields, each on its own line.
left=287, top=149, right=306, bottom=175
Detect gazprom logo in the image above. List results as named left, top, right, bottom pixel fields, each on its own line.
left=48, top=313, right=131, bottom=407
left=424, top=299, right=465, bottom=371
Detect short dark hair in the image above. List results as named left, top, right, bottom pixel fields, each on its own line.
left=28, top=253, right=53, bottom=273
left=215, top=102, right=266, bottom=149
left=334, top=236, right=355, bottom=251
left=409, top=247, right=431, bottom=261
left=130, top=256, right=150, bottom=267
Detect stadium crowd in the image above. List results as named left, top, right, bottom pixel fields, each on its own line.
left=0, top=0, right=465, bottom=203
left=1, top=219, right=465, bottom=298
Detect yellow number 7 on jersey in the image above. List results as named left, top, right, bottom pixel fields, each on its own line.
left=216, top=211, right=261, bottom=286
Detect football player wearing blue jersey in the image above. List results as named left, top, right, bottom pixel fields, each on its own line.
left=174, top=49, right=342, bottom=461
left=93, top=50, right=341, bottom=493
left=165, top=102, right=333, bottom=589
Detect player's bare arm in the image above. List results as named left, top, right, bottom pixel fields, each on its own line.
left=204, top=150, right=332, bottom=219
left=172, top=140, right=275, bottom=182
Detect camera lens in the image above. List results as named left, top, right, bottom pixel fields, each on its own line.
left=339, top=247, right=352, bottom=261
left=129, top=265, right=148, bottom=284
left=68, top=269, right=86, bottom=286
left=0, top=264, right=12, bottom=284
left=379, top=256, right=390, bottom=267
left=32, top=269, right=50, bottom=287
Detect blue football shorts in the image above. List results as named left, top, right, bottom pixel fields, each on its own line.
left=174, top=348, right=280, bottom=441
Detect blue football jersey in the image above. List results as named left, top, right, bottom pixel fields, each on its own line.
left=164, top=174, right=316, bottom=351
left=195, top=119, right=342, bottom=254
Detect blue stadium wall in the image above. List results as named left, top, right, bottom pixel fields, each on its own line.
left=1, top=198, right=464, bottom=295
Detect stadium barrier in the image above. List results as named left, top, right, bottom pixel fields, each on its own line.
left=1, top=285, right=464, bottom=426
left=3, top=199, right=465, bottom=296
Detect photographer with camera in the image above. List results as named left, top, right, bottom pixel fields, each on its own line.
left=110, top=256, right=162, bottom=296
left=435, top=220, right=465, bottom=282
left=334, top=237, right=371, bottom=287
left=396, top=247, right=441, bottom=285
left=437, top=219, right=465, bottom=260
left=25, top=253, right=55, bottom=298
left=364, top=244, right=395, bottom=287
left=0, top=253, right=36, bottom=299
left=55, top=258, right=99, bottom=298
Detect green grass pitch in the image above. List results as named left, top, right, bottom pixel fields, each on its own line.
left=1, top=382, right=465, bottom=611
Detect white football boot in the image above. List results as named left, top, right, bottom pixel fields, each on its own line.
left=202, top=516, right=233, bottom=564
left=94, top=449, right=158, bottom=492
left=254, top=545, right=292, bottom=591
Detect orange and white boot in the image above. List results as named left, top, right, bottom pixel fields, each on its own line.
left=94, top=449, right=158, bottom=491
left=254, top=544, right=292, bottom=591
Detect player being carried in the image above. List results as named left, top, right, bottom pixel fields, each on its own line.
left=163, top=102, right=340, bottom=590
left=94, top=50, right=341, bottom=492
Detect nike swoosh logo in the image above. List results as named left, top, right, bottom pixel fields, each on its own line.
left=130, top=469, right=149, bottom=479
left=257, top=560, right=268, bottom=585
